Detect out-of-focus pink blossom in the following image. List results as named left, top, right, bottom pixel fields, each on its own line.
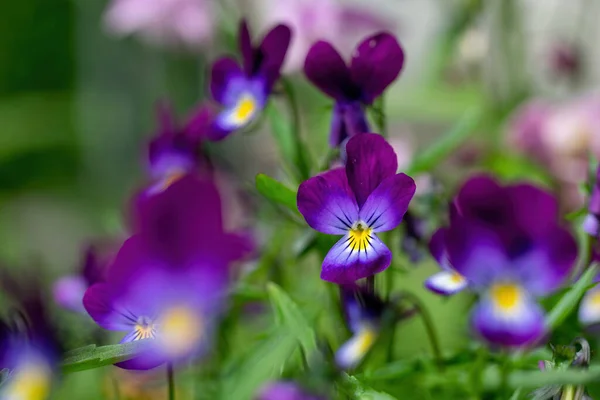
left=508, top=94, right=600, bottom=209
left=103, top=0, right=214, bottom=48
left=253, top=0, right=395, bottom=73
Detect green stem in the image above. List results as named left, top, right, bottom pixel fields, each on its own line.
left=167, top=363, right=175, bottom=400
left=281, top=78, right=311, bottom=181
left=373, top=95, right=387, bottom=138
left=400, top=291, right=443, bottom=370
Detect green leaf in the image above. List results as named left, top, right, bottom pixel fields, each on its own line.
left=545, top=265, right=598, bottom=330
left=61, top=341, right=149, bottom=373
left=266, top=102, right=296, bottom=172
left=255, top=173, right=299, bottom=214
left=405, top=106, right=484, bottom=176
left=341, top=374, right=399, bottom=400
left=267, top=283, right=317, bottom=356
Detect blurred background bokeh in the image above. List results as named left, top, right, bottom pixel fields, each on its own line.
left=2, top=0, right=600, bottom=398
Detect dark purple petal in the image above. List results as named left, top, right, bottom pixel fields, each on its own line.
left=455, top=175, right=506, bottom=224
left=321, top=233, right=391, bottom=283
left=445, top=221, right=509, bottom=289
left=349, top=32, right=404, bottom=104
left=358, top=173, right=415, bottom=232
left=429, top=228, right=449, bottom=268
left=114, top=351, right=164, bottom=371
left=472, top=292, right=545, bottom=348
left=512, top=226, right=577, bottom=296
left=304, top=41, right=358, bottom=101
left=345, top=133, right=398, bottom=208
left=134, top=175, right=227, bottom=266
left=257, top=24, right=292, bottom=91
left=505, top=183, right=559, bottom=237
left=238, top=20, right=254, bottom=76
left=210, top=57, right=243, bottom=104
left=329, top=104, right=347, bottom=147
left=297, top=168, right=359, bottom=235
left=148, top=133, right=197, bottom=180
left=258, top=382, right=325, bottom=400
left=182, top=103, right=216, bottom=142
left=424, top=271, right=468, bottom=296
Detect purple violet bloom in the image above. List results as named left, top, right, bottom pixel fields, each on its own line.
left=304, top=32, right=404, bottom=147
left=583, top=164, right=600, bottom=237
left=257, top=381, right=326, bottom=400
left=439, top=179, right=577, bottom=347
left=83, top=175, right=251, bottom=370
left=146, top=101, right=213, bottom=195
left=208, top=20, right=291, bottom=141
left=425, top=175, right=566, bottom=297
left=297, top=133, right=416, bottom=283
left=335, top=284, right=385, bottom=369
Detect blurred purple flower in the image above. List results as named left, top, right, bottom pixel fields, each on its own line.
left=335, top=284, right=385, bottom=369
left=304, top=33, right=404, bottom=146
left=426, top=175, right=574, bottom=299
left=549, top=42, right=582, bottom=79
left=83, top=176, right=252, bottom=370
left=297, top=134, right=415, bottom=283
left=583, top=164, right=600, bottom=237
left=255, top=0, right=395, bottom=74
left=145, top=101, right=212, bottom=195
left=208, top=20, right=291, bottom=141
left=103, top=0, right=214, bottom=48
left=436, top=176, right=577, bottom=347
left=257, top=381, right=325, bottom=400
left=53, top=243, right=113, bottom=313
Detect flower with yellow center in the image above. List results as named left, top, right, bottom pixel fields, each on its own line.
left=2, top=361, right=52, bottom=400
left=490, top=283, right=522, bottom=313
left=232, top=93, right=257, bottom=125
left=157, top=306, right=204, bottom=358
left=348, top=222, right=373, bottom=253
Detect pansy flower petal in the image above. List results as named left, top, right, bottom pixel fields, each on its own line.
left=472, top=288, right=545, bottom=347
left=446, top=221, right=509, bottom=289
left=429, top=228, right=449, bottom=268
left=321, top=232, right=391, bottom=283
left=257, top=24, right=292, bottom=91
left=349, top=32, right=404, bottom=104
left=304, top=41, right=358, bottom=101
left=424, top=271, right=468, bottom=296
left=297, top=168, right=359, bottom=235
left=238, top=20, right=254, bottom=76
left=358, top=173, right=415, bottom=233
left=511, top=226, right=577, bottom=296
left=83, top=283, right=133, bottom=331
left=210, top=57, right=244, bottom=104
left=345, top=133, right=398, bottom=208
left=211, top=76, right=267, bottom=133
left=335, top=325, right=378, bottom=369
left=506, top=184, right=559, bottom=237
left=578, top=284, right=600, bottom=325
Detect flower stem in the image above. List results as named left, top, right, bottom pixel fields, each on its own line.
left=400, top=291, right=443, bottom=370
left=373, top=95, right=387, bottom=138
left=167, top=363, right=175, bottom=400
left=281, top=78, right=311, bottom=181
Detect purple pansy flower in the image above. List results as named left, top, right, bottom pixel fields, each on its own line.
left=425, top=175, right=564, bottom=296
left=335, top=284, right=385, bottom=369
left=304, top=33, right=404, bottom=146
left=297, top=134, right=415, bottom=283
left=583, top=164, right=600, bottom=237
left=257, top=381, right=326, bottom=400
left=146, top=101, right=213, bottom=195
left=83, top=176, right=250, bottom=370
left=440, top=180, right=577, bottom=347
left=208, top=20, right=291, bottom=141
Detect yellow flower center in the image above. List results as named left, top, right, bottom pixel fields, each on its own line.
left=234, top=94, right=257, bottom=123
left=159, top=306, right=203, bottom=357
left=590, top=289, right=600, bottom=306
left=450, top=273, right=465, bottom=284
left=356, top=327, right=377, bottom=355
left=133, top=316, right=156, bottom=341
left=348, top=222, right=373, bottom=252
left=490, top=283, right=522, bottom=311
left=4, top=362, right=51, bottom=400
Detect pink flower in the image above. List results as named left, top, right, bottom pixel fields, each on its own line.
left=252, top=0, right=394, bottom=73
left=103, top=0, right=214, bottom=48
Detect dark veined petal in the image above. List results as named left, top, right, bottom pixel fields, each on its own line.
left=257, top=24, right=292, bottom=91
left=472, top=289, right=545, bottom=348
left=83, top=283, right=133, bottom=331
left=297, top=168, right=359, bottom=235
left=210, top=57, right=243, bottom=104
left=345, top=133, right=398, bottom=208
left=304, top=41, right=358, bottom=101
left=358, top=173, right=415, bottom=233
left=349, top=32, right=404, bottom=104
left=424, top=270, right=468, bottom=296
left=321, top=232, right=391, bottom=283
